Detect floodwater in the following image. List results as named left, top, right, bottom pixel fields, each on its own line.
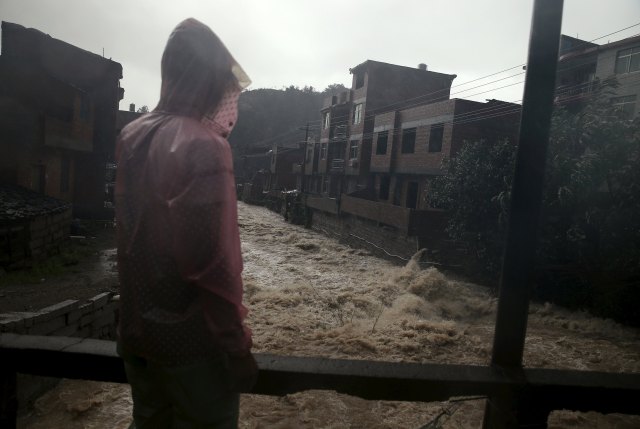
left=18, top=202, right=640, bottom=428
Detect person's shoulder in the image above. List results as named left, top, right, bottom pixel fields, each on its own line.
left=120, top=113, right=157, bottom=140
left=159, top=117, right=232, bottom=173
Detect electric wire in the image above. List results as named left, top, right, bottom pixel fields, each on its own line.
left=252, top=22, right=640, bottom=148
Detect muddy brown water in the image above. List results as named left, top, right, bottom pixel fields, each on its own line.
left=17, top=202, right=640, bottom=428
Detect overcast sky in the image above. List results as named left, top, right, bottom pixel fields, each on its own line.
left=1, top=0, right=639, bottom=110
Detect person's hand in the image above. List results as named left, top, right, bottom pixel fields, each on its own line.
left=226, top=352, right=258, bottom=392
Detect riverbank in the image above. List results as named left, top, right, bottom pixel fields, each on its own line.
left=15, top=203, right=640, bottom=428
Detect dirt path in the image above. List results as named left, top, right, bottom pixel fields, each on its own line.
left=0, top=227, right=118, bottom=313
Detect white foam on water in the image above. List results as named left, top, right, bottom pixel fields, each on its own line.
left=19, top=202, right=640, bottom=428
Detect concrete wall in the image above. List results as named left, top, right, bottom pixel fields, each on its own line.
left=28, top=209, right=72, bottom=260
left=0, top=292, right=120, bottom=413
left=0, top=292, right=119, bottom=339
left=0, top=209, right=72, bottom=267
left=311, top=209, right=420, bottom=263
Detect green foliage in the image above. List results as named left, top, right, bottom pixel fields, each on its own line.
left=429, top=140, right=516, bottom=277
left=0, top=242, right=95, bottom=287
left=430, top=84, right=640, bottom=324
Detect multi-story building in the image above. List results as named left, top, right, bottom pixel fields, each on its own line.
left=312, top=89, right=352, bottom=198
left=0, top=21, right=124, bottom=219
left=266, top=144, right=304, bottom=193
left=369, top=98, right=520, bottom=210
left=309, top=61, right=458, bottom=200
left=303, top=60, right=521, bottom=261
left=556, top=34, right=640, bottom=117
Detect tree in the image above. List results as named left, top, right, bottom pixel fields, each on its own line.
left=136, top=105, right=150, bottom=113
left=322, top=83, right=348, bottom=94
left=429, top=84, right=640, bottom=324
left=429, top=139, right=516, bottom=277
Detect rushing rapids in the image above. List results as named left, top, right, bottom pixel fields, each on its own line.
left=18, top=202, right=640, bottom=428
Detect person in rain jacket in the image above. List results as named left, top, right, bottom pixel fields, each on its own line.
left=115, top=18, right=256, bottom=429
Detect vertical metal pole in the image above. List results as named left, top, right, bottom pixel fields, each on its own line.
left=483, top=0, right=564, bottom=427
left=300, top=123, right=310, bottom=192
left=0, top=369, right=17, bottom=429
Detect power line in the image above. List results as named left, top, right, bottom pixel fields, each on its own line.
left=317, top=76, right=640, bottom=145
left=589, top=22, right=640, bottom=43
left=251, top=22, right=640, bottom=148
left=320, top=22, right=640, bottom=126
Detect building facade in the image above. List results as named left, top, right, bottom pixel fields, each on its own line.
left=0, top=21, right=124, bottom=219
left=556, top=34, right=640, bottom=117
left=299, top=60, right=521, bottom=261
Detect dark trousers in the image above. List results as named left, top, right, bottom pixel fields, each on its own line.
left=119, top=346, right=239, bottom=429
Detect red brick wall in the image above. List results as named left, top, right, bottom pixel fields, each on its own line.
left=394, top=100, right=456, bottom=174
left=371, top=111, right=396, bottom=173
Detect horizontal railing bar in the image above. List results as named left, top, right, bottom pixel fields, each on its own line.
left=1, top=333, right=639, bottom=414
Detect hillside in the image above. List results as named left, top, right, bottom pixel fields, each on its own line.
left=229, top=85, right=346, bottom=158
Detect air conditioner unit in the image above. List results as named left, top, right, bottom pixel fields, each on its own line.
left=348, top=159, right=358, bottom=168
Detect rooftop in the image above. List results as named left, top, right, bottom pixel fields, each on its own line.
left=0, top=185, right=70, bottom=222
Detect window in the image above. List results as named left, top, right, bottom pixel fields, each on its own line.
left=353, top=103, right=363, bottom=125
left=612, top=95, right=637, bottom=119
left=79, top=94, right=90, bottom=122
left=355, top=72, right=365, bottom=89
left=60, top=157, right=70, bottom=193
left=321, top=176, right=329, bottom=193
left=401, top=128, right=416, bottom=154
left=320, top=142, right=327, bottom=159
left=31, top=165, right=46, bottom=193
left=376, top=131, right=388, bottom=155
left=380, top=175, right=390, bottom=200
left=615, top=46, right=640, bottom=74
left=349, top=140, right=359, bottom=160
left=428, top=124, right=444, bottom=152
left=393, top=179, right=402, bottom=205
left=323, top=112, right=330, bottom=129
left=406, top=182, right=419, bottom=209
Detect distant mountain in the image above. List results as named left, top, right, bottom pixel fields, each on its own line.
left=229, top=84, right=346, bottom=158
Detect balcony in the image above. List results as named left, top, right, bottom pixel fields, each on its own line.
left=555, top=79, right=596, bottom=104
left=340, top=195, right=449, bottom=237
left=331, top=125, right=348, bottom=141
left=44, top=116, right=93, bottom=152
left=330, top=159, right=345, bottom=174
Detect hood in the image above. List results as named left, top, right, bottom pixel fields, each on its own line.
left=155, top=18, right=250, bottom=134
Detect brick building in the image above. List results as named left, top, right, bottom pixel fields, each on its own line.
left=266, top=144, right=305, bottom=193
left=300, top=60, right=521, bottom=261
left=0, top=21, right=124, bottom=219
left=310, top=61, right=457, bottom=196
left=556, top=33, right=640, bottom=117
left=369, top=98, right=520, bottom=211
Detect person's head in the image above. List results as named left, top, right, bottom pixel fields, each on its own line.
left=156, top=19, right=242, bottom=119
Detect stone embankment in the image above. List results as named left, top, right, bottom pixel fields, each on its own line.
left=0, top=292, right=120, bottom=412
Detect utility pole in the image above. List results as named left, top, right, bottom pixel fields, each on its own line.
left=299, top=122, right=310, bottom=192
left=482, top=0, right=564, bottom=427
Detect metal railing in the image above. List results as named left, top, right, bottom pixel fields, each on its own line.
left=1, top=333, right=639, bottom=429
left=2, top=2, right=640, bottom=429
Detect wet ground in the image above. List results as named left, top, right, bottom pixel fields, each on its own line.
left=16, top=202, right=640, bottom=428
left=0, top=227, right=118, bottom=313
